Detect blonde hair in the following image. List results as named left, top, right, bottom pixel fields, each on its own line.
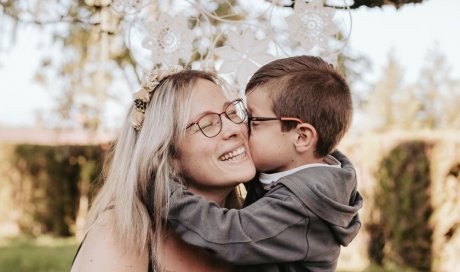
left=86, top=70, right=242, bottom=271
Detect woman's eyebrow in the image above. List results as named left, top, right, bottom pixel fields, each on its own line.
left=189, top=100, right=234, bottom=122
left=189, top=110, right=214, bottom=123
left=222, top=100, right=232, bottom=107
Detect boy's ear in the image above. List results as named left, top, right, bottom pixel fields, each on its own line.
left=293, top=123, right=317, bottom=153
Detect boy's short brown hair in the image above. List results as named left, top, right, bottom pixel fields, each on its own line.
left=245, top=55, right=352, bottom=157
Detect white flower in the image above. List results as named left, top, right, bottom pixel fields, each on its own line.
left=130, top=65, right=186, bottom=132
left=112, top=0, right=144, bottom=15
left=130, top=110, right=144, bottom=131
left=168, top=65, right=184, bottom=74
left=214, top=28, right=274, bottom=85
left=270, top=0, right=293, bottom=7
left=142, top=14, right=194, bottom=66
left=140, top=66, right=184, bottom=90
left=286, top=0, right=339, bottom=51
left=152, top=69, right=170, bottom=81
left=141, top=71, right=160, bottom=90
left=133, top=88, right=151, bottom=102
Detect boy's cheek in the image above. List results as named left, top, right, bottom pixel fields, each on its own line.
left=248, top=135, right=264, bottom=162
left=248, top=136, right=257, bottom=156
left=248, top=132, right=259, bottom=149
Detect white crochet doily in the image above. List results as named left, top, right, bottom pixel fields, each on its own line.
left=115, top=0, right=352, bottom=89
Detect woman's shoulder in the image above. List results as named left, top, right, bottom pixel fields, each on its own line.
left=71, top=210, right=148, bottom=272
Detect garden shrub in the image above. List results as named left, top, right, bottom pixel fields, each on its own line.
left=11, top=145, right=105, bottom=236
left=373, top=141, right=433, bottom=271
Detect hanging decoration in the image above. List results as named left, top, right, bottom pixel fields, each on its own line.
left=141, top=13, right=194, bottom=65
left=114, top=0, right=352, bottom=89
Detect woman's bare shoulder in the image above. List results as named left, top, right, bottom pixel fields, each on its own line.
left=71, top=210, right=148, bottom=272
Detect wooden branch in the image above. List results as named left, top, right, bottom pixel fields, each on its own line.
left=279, top=0, right=425, bottom=9
left=349, top=0, right=424, bottom=9
left=0, top=3, right=99, bottom=26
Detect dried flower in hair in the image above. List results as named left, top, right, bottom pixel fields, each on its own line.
left=169, top=65, right=184, bottom=74
left=130, top=110, right=145, bottom=131
left=130, top=66, right=186, bottom=132
left=133, top=89, right=151, bottom=103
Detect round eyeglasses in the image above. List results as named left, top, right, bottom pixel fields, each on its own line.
left=185, top=98, right=248, bottom=138
left=248, top=115, right=304, bottom=136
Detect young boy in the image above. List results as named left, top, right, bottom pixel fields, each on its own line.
left=168, top=56, right=363, bottom=271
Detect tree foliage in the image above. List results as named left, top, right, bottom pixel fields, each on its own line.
left=373, top=141, right=433, bottom=271
left=0, top=0, right=426, bottom=130
left=1, top=0, right=140, bottom=130
left=363, top=46, right=460, bottom=131
left=11, top=144, right=105, bottom=236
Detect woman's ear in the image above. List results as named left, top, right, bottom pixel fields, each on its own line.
left=172, top=152, right=183, bottom=173
left=172, top=157, right=189, bottom=188
left=293, top=123, right=317, bottom=153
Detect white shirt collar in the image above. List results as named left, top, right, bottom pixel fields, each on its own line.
left=259, top=155, right=341, bottom=188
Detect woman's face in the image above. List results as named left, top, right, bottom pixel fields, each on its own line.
left=176, top=79, right=256, bottom=199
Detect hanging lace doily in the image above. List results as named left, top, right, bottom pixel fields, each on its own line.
left=286, top=0, right=339, bottom=51
left=116, top=0, right=352, bottom=89
left=215, top=29, right=275, bottom=85
left=141, top=13, right=194, bottom=66
left=111, top=0, right=150, bottom=15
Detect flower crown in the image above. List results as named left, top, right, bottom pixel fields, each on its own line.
left=130, top=65, right=185, bottom=131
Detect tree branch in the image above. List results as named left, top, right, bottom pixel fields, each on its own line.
left=278, top=0, right=425, bottom=9
left=0, top=3, right=99, bottom=26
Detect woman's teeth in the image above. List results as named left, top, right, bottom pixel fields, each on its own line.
left=220, top=147, right=246, bottom=161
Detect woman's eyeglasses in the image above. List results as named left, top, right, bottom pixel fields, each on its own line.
left=247, top=116, right=304, bottom=135
left=186, top=98, right=247, bottom=138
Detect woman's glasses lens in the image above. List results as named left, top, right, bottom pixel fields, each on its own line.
left=198, top=114, right=222, bottom=138
left=226, top=100, right=247, bottom=124
left=196, top=99, right=247, bottom=138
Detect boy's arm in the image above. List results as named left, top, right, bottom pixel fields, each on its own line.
left=168, top=184, right=309, bottom=265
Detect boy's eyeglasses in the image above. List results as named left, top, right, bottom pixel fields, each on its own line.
left=186, top=98, right=247, bottom=138
left=248, top=116, right=304, bottom=135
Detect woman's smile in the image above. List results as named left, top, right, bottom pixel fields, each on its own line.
left=219, top=145, right=247, bottom=162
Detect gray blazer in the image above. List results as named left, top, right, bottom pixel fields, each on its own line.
left=168, top=151, right=363, bottom=271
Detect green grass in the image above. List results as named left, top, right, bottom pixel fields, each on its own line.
left=0, top=236, right=79, bottom=272
left=359, top=262, right=419, bottom=272
left=0, top=236, right=419, bottom=272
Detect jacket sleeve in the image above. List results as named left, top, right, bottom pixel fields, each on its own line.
left=167, top=185, right=310, bottom=265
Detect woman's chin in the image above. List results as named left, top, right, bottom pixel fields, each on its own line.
left=219, top=154, right=256, bottom=178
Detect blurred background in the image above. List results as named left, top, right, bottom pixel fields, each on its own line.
left=0, top=0, right=459, bottom=271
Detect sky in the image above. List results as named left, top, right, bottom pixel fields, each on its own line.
left=348, top=0, right=460, bottom=83
left=0, top=0, right=459, bottom=128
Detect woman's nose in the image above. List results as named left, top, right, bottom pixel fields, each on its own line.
left=220, top=115, right=245, bottom=139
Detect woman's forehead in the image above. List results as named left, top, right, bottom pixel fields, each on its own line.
left=188, top=79, right=229, bottom=116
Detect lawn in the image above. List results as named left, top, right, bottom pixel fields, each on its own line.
left=0, top=236, right=78, bottom=272
left=0, top=236, right=417, bottom=272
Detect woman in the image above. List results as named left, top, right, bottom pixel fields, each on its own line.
left=70, top=68, right=256, bottom=272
